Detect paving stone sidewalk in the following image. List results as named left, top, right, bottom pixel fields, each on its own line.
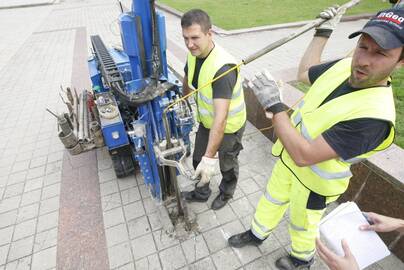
left=0, top=0, right=403, bottom=269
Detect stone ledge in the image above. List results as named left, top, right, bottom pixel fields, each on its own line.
left=367, top=144, right=404, bottom=187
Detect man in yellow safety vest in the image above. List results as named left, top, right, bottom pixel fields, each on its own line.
left=180, top=9, right=247, bottom=210
left=229, top=6, right=402, bottom=270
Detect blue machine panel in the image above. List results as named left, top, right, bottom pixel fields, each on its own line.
left=101, top=122, right=129, bottom=150
left=96, top=93, right=130, bottom=150
left=119, top=13, right=144, bottom=81
left=108, top=48, right=130, bottom=65
left=88, top=58, right=106, bottom=92
left=157, top=12, right=168, bottom=78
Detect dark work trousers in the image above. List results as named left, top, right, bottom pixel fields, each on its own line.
left=192, top=122, right=245, bottom=199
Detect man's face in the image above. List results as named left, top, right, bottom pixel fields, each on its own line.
left=182, top=23, right=212, bottom=58
left=350, top=34, right=403, bottom=88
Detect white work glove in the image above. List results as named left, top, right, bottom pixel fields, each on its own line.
left=247, top=70, right=285, bottom=115
left=315, top=5, right=346, bottom=37
left=193, top=156, right=218, bottom=187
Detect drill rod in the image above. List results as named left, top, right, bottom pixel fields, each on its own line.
left=243, top=0, right=361, bottom=64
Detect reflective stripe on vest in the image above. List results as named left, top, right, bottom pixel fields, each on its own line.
left=311, top=164, right=352, bottom=179
left=197, top=83, right=243, bottom=105
left=187, top=45, right=246, bottom=133
left=300, top=121, right=311, bottom=141
left=301, top=120, right=353, bottom=180
left=342, top=156, right=365, bottom=164
left=198, top=101, right=246, bottom=117
left=292, top=100, right=305, bottom=125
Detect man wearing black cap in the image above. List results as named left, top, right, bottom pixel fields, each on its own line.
left=228, top=6, right=402, bottom=270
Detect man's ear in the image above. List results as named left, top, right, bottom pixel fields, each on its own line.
left=396, top=58, right=404, bottom=69
left=397, top=47, right=404, bottom=67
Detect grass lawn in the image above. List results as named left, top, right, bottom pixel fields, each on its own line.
left=392, top=69, right=404, bottom=148
left=159, top=0, right=389, bottom=30
left=289, top=68, right=404, bottom=148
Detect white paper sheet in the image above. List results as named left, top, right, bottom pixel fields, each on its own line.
left=319, top=202, right=390, bottom=269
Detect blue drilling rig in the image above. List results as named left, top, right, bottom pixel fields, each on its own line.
left=88, top=0, right=193, bottom=211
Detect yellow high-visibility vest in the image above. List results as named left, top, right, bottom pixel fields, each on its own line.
left=272, top=58, right=396, bottom=196
left=187, top=45, right=246, bottom=133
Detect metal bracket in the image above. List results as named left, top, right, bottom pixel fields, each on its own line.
left=153, top=139, right=193, bottom=179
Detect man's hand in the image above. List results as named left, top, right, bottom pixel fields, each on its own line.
left=316, top=238, right=359, bottom=270
left=315, top=5, right=346, bottom=37
left=193, top=156, right=218, bottom=187
left=247, top=70, right=284, bottom=115
left=360, top=212, right=404, bottom=233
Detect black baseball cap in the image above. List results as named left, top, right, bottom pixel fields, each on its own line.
left=349, top=8, right=404, bottom=49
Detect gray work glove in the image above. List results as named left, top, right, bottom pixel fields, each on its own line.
left=315, top=5, right=346, bottom=37
left=247, top=70, right=284, bottom=115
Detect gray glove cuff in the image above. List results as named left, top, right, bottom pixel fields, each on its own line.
left=314, top=29, right=333, bottom=38
left=266, top=103, right=287, bottom=115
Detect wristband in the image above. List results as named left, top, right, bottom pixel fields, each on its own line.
left=265, top=103, right=287, bottom=115
left=314, top=29, right=333, bottom=38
